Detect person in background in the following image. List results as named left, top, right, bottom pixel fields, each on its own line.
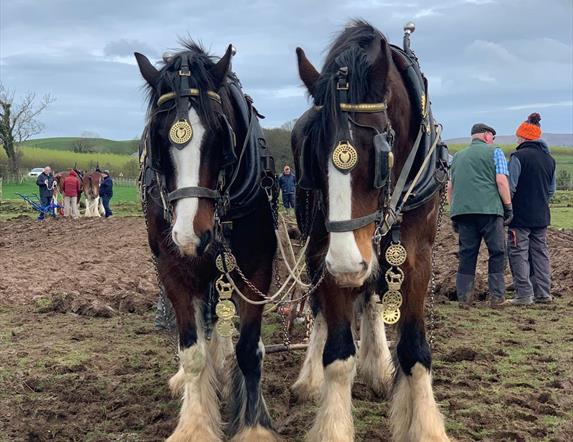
left=62, top=169, right=81, bottom=219
left=447, top=123, right=513, bottom=308
left=506, top=113, right=556, bottom=305
left=99, top=170, right=113, bottom=218
left=278, top=165, right=296, bottom=211
left=36, top=166, right=54, bottom=220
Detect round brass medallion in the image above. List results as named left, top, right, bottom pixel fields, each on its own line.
left=216, top=252, right=237, bottom=273
left=385, top=243, right=407, bottom=267
left=382, top=307, right=400, bottom=325
left=215, top=300, right=236, bottom=321
left=216, top=319, right=235, bottom=337
left=382, top=290, right=403, bottom=309
left=332, top=141, right=358, bottom=171
left=169, top=120, right=193, bottom=145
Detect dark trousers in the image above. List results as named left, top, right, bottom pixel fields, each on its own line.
left=38, top=195, right=52, bottom=220
left=455, top=214, right=506, bottom=299
left=101, top=196, right=113, bottom=217
left=282, top=192, right=295, bottom=209
left=508, top=227, right=551, bottom=302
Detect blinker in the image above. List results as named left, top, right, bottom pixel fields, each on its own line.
left=373, top=132, right=393, bottom=189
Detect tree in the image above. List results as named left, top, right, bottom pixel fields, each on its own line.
left=72, top=137, right=95, bottom=153
left=0, top=83, right=55, bottom=175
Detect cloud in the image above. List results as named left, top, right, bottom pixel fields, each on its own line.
left=505, top=101, right=573, bottom=111
left=103, top=39, right=156, bottom=58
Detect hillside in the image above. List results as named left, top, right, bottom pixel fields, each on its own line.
left=444, top=133, right=573, bottom=147
left=20, top=137, right=139, bottom=155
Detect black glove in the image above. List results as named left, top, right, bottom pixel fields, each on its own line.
left=452, top=219, right=459, bottom=233
left=503, top=203, right=513, bottom=226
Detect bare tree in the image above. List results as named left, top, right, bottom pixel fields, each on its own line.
left=72, top=137, right=95, bottom=153
left=0, top=83, right=55, bottom=175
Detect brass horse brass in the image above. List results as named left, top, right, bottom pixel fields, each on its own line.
left=215, top=275, right=233, bottom=299
left=382, top=307, right=400, bottom=325
left=215, top=300, right=236, bottom=321
left=216, top=319, right=234, bottom=337
left=385, top=243, right=407, bottom=267
left=169, top=120, right=193, bottom=145
left=332, top=141, right=358, bottom=172
left=382, top=290, right=403, bottom=309
left=216, top=252, right=237, bottom=273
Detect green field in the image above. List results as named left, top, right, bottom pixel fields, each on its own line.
left=0, top=178, right=139, bottom=202
left=21, top=137, right=139, bottom=155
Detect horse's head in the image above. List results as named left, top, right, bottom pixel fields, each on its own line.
left=296, top=23, right=406, bottom=287
left=136, top=42, right=237, bottom=257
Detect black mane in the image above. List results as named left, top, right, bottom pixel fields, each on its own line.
left=305, top=20, right=387, bottom=159
left=144, top=39, right=223, bottom=131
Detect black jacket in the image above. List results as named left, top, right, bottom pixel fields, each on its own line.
left=99, top=176, right=113, bottom=198
left=36, top=172, right=54, bottom=198
left=509, top=140, right=556, bottom=228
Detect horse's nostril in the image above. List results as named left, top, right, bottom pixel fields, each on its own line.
left=360, top=260, right=368, bottom=271
left=172, top=230, right=179, bottom=244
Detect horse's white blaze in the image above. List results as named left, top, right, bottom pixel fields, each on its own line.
left=390, top=363, right=449, bottom=442
left=325, top=160, right=364, bottom=276
left=171, top=109, right=205, bottom=254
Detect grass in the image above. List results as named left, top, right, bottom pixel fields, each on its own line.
left=0, top=178, right=139, bottom=202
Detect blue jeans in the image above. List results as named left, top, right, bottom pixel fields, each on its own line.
left=101, top=196, right=113, bottom=217
left=282, top=193, right=295, bottom=209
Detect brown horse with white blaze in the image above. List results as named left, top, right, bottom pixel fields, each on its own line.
left=291, top=21, right=450, bottom=441
left=136, top=41, right=277, bottom=441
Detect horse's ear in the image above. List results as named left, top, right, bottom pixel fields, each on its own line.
left=210, top=44, right=234, bottom=87
left=368, top=38, right=392, bottom=86
left=296, top=47, right=319, bottom=97
left=134, top=52, right=160, bottom=86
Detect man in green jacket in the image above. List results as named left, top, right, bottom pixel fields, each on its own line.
left=447, top=123, right=513, bottom=308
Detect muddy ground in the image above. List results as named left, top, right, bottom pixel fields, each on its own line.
left=0, top=216, right=572, bottom=441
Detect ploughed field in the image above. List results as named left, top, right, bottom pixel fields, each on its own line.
left=0, top=216, right=572, bottom=441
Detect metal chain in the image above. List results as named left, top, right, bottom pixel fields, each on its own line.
left=428, top=186, right=447, bottom=348
left=304, top=307, right=314, bottom=343
left=279, top=303, right=292, bottom=349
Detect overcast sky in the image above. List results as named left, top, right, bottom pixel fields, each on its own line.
left=1, top=0, right=572, bottom=140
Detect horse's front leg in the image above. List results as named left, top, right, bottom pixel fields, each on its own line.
left=307, top=281, right=357, bottom=442
left=161, top=272, right=222, bottom=442
left=390, top=219, right=449, bottom=442
left=225, top=278, right=277, bottom=442
left=291, top=303, right=326, bottom=402
left=357, top=291, right=394, bottom=397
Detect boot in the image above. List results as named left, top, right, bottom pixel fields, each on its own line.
left=488, top=272, right=506, bottom=308
left=456, top=273, right=475, bottom=309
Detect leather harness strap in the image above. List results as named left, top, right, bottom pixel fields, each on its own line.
left=157, top=88, right=222, bottom=107
left=167, top=186, right=220, bottom=202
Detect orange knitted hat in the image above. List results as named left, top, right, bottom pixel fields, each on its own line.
left=516, top=113, right=542, bottom=140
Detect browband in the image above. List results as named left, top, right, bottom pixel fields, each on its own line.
left=157, top=88, right=222, bottom=107
left=314, top=101, right=387, bottom=113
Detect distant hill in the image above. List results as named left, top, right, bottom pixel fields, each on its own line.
left=444, top=133, right=573, bottom=147
left=20, top=137, right=139, bottom=155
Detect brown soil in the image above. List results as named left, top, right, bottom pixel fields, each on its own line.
left=1, top=216, right=572, bottom=441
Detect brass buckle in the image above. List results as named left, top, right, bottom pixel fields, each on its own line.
left=179, top=69, right=191, bottom=76
left=337, top=82, right=349, bottom=91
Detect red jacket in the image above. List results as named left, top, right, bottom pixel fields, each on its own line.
left=63, top=170, right=81, bottom=197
